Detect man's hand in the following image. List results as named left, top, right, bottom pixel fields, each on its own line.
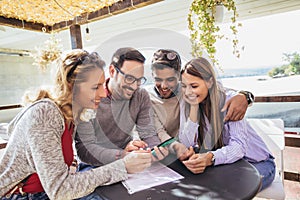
left=222, top=93, right=248, bottom=122
left=124, top=140, right=148, bottom=152
left=182, top=152, right=213, bottom=174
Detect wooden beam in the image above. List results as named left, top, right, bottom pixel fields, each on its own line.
left=0, top=142, right=7, bottom=149
left=285, top=134, right=300, bottom=148
left=0, top=0, right=162, bottom=33
left=69, top=25, right=82, bottom=49
left=255, top=95, right=300, bottom=102
left=0, top=16, right=52, bottom=33
left=0, top=104, right=22, bottom=111
left=0, top=48, right=31, bottom=56
left=51, top=0, right=162, bottom=32
left=284, top=171, right=300, bottom=182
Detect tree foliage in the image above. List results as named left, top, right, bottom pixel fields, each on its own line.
left=268, top=52, right=300, bottom=77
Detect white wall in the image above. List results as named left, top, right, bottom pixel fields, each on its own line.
left=0, top=54, right=53, bottom=122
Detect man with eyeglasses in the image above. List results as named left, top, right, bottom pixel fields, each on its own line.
left=75, top=47, right=165, bottom=168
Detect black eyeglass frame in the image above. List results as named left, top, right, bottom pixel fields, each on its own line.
left=114, top=66, right=147, bottom=86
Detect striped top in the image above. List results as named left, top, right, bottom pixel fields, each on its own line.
left=179, top=91, right=272, bottom=165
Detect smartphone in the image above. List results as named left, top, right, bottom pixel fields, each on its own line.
left=151, top=137, right=176, bottom=156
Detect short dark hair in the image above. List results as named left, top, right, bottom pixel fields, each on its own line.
left=111, top=47, right=145, bottom=69
left=151, top=49, right=181, bottom=72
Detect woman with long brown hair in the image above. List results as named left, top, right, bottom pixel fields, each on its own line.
left=179, top=57, right=275, bottom=191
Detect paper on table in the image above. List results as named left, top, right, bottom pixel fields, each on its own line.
left=122, top=162, right=184, bottom=194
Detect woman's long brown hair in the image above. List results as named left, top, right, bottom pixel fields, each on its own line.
left=181, top=57, right=226, bottom=150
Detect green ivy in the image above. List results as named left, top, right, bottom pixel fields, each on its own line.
left=188, top=0, right=241, bottom=67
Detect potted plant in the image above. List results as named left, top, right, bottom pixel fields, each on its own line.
left=188, top=0, right=241, bottom=66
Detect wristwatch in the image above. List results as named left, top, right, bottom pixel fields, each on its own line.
left=239, top=90, right=255, bottom=106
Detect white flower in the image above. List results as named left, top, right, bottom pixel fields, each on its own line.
left=80, top=108, right=96, bottom=122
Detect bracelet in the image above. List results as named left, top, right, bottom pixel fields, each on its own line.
left=115, top=150, right=123, bottom=160
left=210, top=152, right=215, bottom=165
left=69, top=159, right=78, bottom=175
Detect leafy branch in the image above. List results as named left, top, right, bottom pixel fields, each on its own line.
left=188, top=0, right=241, bottom=67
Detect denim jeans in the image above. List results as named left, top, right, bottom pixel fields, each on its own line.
left=1, top=191, right=104, bottom=200
left=75, top=192, right=104, bottom=200
left=1, top=192, right=49, bottom=200
left=77, top=162, right=97, bottom=172
left=76, top=162, right=105, bottom=200
left=250, top=156, right=276, bottom=191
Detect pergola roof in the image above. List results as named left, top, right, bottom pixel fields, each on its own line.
left=1, top=0, right=300, bottom=53
left=2, top=0, right=300, bottom=34
left=0, top=0, right=161, bottom=32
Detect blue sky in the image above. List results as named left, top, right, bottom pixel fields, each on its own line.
left=214, top=10, right=300, bottom=69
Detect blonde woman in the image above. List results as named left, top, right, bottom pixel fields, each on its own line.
left=0, top=49, right=151, bottom=200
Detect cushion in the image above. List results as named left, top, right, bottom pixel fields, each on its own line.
left=247, top=118, right=285, bottom=200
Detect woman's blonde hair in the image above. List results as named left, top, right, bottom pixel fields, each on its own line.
left=181, top=57, right=225, bottom=150
left=23, top=49, right=105, bottom=124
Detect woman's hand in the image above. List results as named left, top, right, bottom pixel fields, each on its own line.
left=123, top=151, right=152, bottom=174
left=173, top=144, right=194, bottom=161
left=182, top=152, right=213, bottom=174
left=183, top=95, right=199, bottom=106
left=151, top=146, right=169, bottom=162
left=183, top=96, right=199, bottom=123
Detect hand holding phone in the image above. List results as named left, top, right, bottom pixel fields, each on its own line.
left=151, top=137, right=176, bottom=156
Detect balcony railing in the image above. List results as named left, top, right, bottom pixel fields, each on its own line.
left=255, top=95, right=300, bottom=182
left=0, top=104, right=22, bottom=110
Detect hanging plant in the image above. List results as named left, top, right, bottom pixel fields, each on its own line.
left=188, top=0, right=241, bottom=66
left=31, top=34, right=63, bottom=71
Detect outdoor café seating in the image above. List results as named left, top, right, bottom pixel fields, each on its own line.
left=0, top=119, right=288, bottom=200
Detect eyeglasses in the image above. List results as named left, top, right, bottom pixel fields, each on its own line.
left=66, top=51, right=101, bottom=79
left=165, top=52, right=177, bottom=61
left=115, top=67, right=147, bottom=85
left=153, top=51, right=178, bottom=62
left=152, top=51, right=181, bottom=72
